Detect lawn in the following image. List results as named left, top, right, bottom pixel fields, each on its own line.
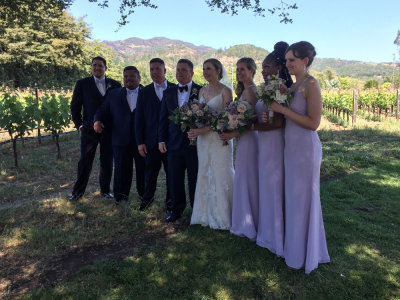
left=0, top=115, right=399, bottom=299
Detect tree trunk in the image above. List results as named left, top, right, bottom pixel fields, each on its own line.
left=55, top=132, right=61, bottom=159
left=12, top=138, right=18, bottom=167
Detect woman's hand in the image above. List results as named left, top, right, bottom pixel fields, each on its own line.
left=269, top=101, right=285, bottom=114
left=262, top=112, right=269, bottom=123
left=219, top=131, right=239, bottom=142
left=188, top=127, right=209, bottom=140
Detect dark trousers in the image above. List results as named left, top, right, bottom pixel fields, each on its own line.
left=113, top=142, right=145, bottom=201
left=168, top=145, right=198, bottom=215
left=72, top=129, right=113, bottom=195
left=143, top=147, right=170, bottom=207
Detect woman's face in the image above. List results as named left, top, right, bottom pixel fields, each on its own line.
left=261, top=58, right=281, bottom=82
left=285, top=50, right=308, bottom=76
left=203, top=62, right=219, bottom=83
left=236, top=62, right=253, bottom=83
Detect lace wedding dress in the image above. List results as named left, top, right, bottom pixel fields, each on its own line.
left=190, top=93, right=235, bottom=230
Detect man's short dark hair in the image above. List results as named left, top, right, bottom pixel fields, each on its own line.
left=91, top=56, right=107, bottom=67
left=177, top=59, right=194, bottom=72
left=149, top=58, right=165, bottom=66
left=123, top=66, right=140, bottom=77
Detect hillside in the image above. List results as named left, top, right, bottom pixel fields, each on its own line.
left=103, top=37, right=393, bottom=81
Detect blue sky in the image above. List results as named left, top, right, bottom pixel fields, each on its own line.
left=68, top=0, right=400, bottom=63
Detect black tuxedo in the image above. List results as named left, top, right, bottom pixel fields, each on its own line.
left=70, top=76, right=121, bottom=196
left=135, top=81, right=176, bottom=206
left=158, top=82, right=201, bottom=214
left=94, top=87, right=145, bottom=201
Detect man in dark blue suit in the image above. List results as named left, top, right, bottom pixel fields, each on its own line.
left=159, top=59, right=201, bottom=222
left=69, top=56, right=121, bottom=200
left=93, top=66, right=145, bottom=203
left=135, top=58, right=175, bottom=211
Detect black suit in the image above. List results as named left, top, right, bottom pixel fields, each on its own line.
left=135, top=81, right=175, bottom=207
left=94, top=87, right=145, bottom=201
left=159, top=82, right=201, bottom=214
left=70, top=76, right=121, bottom=196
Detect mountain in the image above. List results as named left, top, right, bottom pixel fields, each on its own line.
left=103, top=37, right=394, bottom=81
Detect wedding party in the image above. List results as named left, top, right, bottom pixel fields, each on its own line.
left=67, top=40, right=330, bottom=275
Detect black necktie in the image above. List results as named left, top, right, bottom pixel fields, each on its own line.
left=178, top=85, right=188, bottom=92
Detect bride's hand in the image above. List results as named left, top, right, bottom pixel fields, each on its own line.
left=188, top=128, right=205, bottom=139
left=219, top=131, right=239, bottom=142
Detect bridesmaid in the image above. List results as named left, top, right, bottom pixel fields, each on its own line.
left=268, top=41, right=330, bottom=273
left=255, top=42, right=293, bottom=256
left=221, top=57, right=259, bottom=241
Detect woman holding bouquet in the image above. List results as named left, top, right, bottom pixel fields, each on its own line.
left=221, top=57, right=259, bottom=241
left=268, top=41, right=330, bottom=273
left=188, top=58, right=235, bottom=230
left=255, top=41, right=292, bottom=256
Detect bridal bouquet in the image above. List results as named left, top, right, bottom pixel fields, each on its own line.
left=211, top=100, right=256, bottom=145
left=257, top=75, right=292, bottom=123
left=169, top=99, right=211, bottom=145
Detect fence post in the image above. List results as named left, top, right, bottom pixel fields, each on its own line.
left=397, top=89, right=399, bottom=120
left=35, top=84, right=41, bottom=144
left=352, top=90, right=357, bottom=124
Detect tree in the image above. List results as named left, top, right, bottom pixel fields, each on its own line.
left=1, top=0, right=298, bottom=30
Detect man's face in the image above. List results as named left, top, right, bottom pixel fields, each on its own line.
left=91, top=59, right=107, bottom=79
left=150, top=62, right=166, bottom=84
left=124, top=70, right=140, bottom=90
left=176, top=63, right=193, bottom=85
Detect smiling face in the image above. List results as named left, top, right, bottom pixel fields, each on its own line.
left=124, top=69, right=140, bottom=90
left=285, top=50, right=309, bottom=76
left=150, top=62, right=166, bottom=84
left=236, top=61, right=254, bottom=84
left=202, top=62, right=220, bottom=83
left=91, top=59, right=107, bottom=79
left=261, top=57, right=281, bottom=82
left=176, top=62, right=193, bottom=85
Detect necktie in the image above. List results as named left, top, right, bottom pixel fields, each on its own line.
left=178, top=85, right=188, bottom=92
left=156, top=82, right=166, bottom=90
left=127, top=89, right=137, bottom=95
left=95, top=78, right=105, bottom=96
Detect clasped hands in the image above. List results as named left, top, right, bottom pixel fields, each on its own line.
left=188, top=127, right=239, bottom=143
left=262, top=101, right=285, bottom=123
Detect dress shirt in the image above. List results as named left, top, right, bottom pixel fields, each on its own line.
left=154, top=80, right=167, bottom=101
left=126, top=87, right=139, bottom=112
left=177, top=81, right=192, bottom=107
left=94, top=76, right=106, bottom=96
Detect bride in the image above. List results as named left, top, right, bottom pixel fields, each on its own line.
left=188, top=58, right=235, bottom=230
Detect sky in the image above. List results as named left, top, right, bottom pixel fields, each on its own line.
left=68, top=0, right=400, bottom=63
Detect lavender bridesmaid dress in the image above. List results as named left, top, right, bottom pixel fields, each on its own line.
left=284, top=90, right=330, bottom=274
left=230, top=96, right=259, bottom=240
left=255, top=101, right=285, bottom=256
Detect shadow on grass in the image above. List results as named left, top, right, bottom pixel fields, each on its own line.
left=17, top=161, right=400, bottom=299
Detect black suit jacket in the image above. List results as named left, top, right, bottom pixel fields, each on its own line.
left=94, top=87, right=142, bottom=147
left=135, top=81, right=176, bottom=150
left=70, top=76, right=121, bottom=131
left=158, top=83, right=202, bottom=151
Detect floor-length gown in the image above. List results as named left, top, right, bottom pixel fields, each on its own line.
left=255, top=101, right=285, bottom=256
left=284, top=90, right=330, bottom=274
left=230, top=96, right=259, bottom=240
left=190, top=94, right=235, bottom=230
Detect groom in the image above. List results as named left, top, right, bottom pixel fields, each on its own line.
left=159, top=59, right=201, bottom=223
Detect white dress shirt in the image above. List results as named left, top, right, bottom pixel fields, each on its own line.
left=94, top=76, right=106, bottom=96
left=178, top=81, right=193, bottom=107
left=154, top=80, right=167, bottom=101
left=126, top=87, right=139, bottom=112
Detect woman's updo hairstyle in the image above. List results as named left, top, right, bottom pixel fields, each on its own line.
left=204, top=58, right=223, bottom=80
left=286, top=41, right=316, bottom=67
left=265, top=41, right=293, bottom=87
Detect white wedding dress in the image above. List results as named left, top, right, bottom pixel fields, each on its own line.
left=190, top=93, right=235, bottom=230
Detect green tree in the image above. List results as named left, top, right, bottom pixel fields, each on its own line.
left=364, top=79, right=379, bottom=89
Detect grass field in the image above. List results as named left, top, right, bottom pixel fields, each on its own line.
left=0, top=114, right=399, bottom=299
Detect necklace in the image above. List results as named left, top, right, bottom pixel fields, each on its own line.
left=292, top=74, right=310, bottom=92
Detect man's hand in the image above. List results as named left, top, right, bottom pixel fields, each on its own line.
left=159, top=142, right=167, bottom=153
left=93, top=121, right=104, bottom=133
left=138, top=144, right=147, bottom=158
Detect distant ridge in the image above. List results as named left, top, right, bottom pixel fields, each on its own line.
left=103, top=37, right=393, bottom=80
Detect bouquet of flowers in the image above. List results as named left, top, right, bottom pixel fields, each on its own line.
left=169, top=99, right=211, bottom=145
left=211, top=100, right=256, bottom=145
left=257, top=75, right=292, bottom=123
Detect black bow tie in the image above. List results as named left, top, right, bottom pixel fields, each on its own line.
left=178, top=85, right=188, bottom=92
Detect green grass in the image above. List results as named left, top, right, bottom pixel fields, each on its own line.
left=1, top=116, right=400, bottom=299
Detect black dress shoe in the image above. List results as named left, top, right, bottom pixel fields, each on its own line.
left=68, top=194, right=82, bottom=201
left=165, top=213, right=181, bottom=223
left=138, top=197, right=154, bottom=211
left=101, top=192, right=114, bottom=199
left=115, top=196, right=128, bottom=205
